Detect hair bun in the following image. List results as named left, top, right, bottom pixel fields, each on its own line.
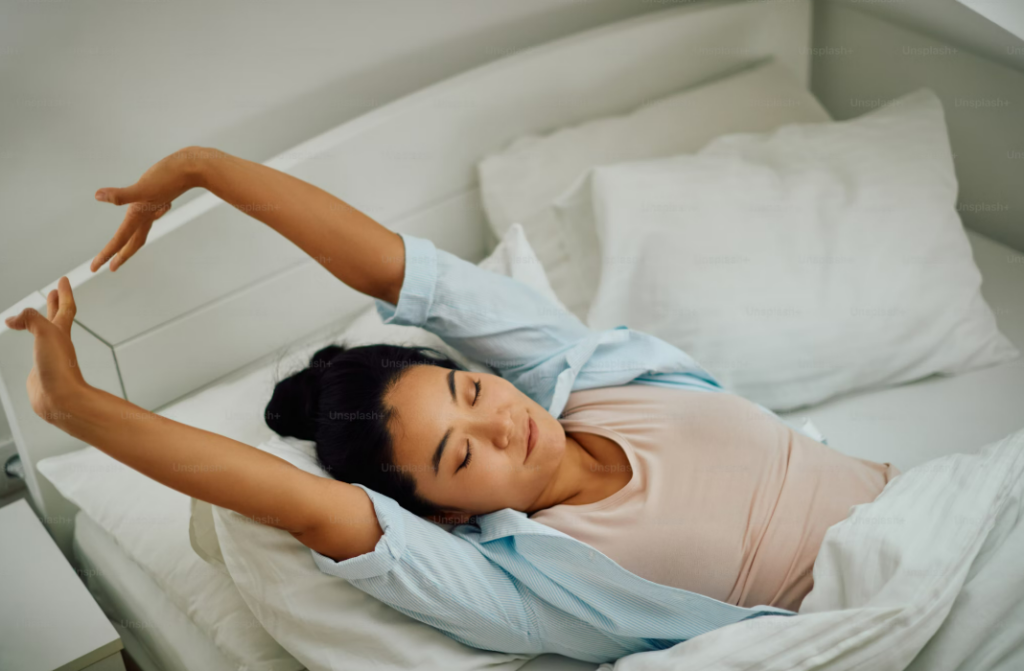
left=265, top=344, right=343, bottom=441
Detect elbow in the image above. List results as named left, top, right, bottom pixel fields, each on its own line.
left=378, top=231, right=405, bottom=305
left=292, top=480, right=385, bottom=561
left=292, top=522, right=383, bottom=563
left=378, top=280, right=401, bottom=308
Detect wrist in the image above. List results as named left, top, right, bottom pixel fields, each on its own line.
left=45, top=383, right=97, bottom=428
left=177, top=145, right=228, bottom=190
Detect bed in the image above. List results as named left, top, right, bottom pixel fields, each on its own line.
left=2, top=0, right=1022, bottom=669
left=49, top=223, right=1024, bottom=671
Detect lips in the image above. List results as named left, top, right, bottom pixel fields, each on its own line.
left=525, top=415, right=537, bottom=462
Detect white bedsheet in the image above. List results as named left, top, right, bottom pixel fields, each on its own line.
left=597, top=424, right=1024, bottom=671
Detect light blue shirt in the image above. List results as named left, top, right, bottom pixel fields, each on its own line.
left=311, top=232, right=802, bottom=664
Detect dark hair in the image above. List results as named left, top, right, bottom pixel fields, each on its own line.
left=265, top=342, right=466, bottom=519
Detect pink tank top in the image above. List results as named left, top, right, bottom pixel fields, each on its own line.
left=528, top=384, right=901, bottom=612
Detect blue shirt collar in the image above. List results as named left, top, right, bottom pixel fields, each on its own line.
left=463, top=507, right=569, bottom=544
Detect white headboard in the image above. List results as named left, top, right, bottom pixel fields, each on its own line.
left=0, top=0, right=813, bottom=555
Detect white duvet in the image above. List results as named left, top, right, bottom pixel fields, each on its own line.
left=597, top=425, right=1024, bottom=671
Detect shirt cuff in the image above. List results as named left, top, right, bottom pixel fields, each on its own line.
left=310, top=483, right=409, bottom=581
left=374, top=232, right=438, bottom=328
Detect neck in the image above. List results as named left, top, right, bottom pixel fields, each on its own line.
left=525, top=432, right=601, bottom=514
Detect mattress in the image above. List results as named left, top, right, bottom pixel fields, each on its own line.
left=72, top=510, right=291, bottom=671
left=64, top=227, right=1021, bottom=671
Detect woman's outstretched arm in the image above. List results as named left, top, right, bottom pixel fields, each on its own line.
left=51, top=384, right=381, bottom=546
left=4, top=278, right=382, bottom=561
left=91, top=146, right=405, bottom=305
left=190, top=148, right=405, bottom=304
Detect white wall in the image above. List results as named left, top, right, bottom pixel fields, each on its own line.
left=825, top=0, right=1024, bottom=74
left=3, top=0, right=1022, bottom=446
left=812, top=0, right=1024, bottom=255
left=0, top=0, right=680, bottom=315
left=0, top=0, right=679, bottom=445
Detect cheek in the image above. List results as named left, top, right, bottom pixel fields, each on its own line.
left=462, top=460, right=508, bottom=498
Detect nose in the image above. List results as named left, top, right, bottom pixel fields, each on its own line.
left=469, top=407, right=514, bottom=450
left=497, top=410, right=514, bottom=450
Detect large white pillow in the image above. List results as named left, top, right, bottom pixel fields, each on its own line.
left=190, top=223, right=563, bottom=670
left=477, top=58, right=834, bottom=320
left=212, top=436, right=534, bottom=671
left=578, top=88, right=1020, bottom=412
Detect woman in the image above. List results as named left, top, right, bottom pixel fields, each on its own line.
left=6, top=146, right=899, bottom=664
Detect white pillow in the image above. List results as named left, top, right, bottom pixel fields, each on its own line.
left=579, top=87, right=1020, bottom=411
left=477, top=58, right=834, bottom=320
left=190, top=223, right=562, bottom=670
left=212, top=436, right=533, bottom=671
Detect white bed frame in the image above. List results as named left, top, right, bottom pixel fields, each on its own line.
left=0, top=0, right=816, bottom=557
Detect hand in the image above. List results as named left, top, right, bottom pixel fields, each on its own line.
left=4, top=277, right=90, bottom=423
left=91, top=146, right=209, bottom=273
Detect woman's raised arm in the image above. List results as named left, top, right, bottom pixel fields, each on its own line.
left=4, top=278, right=383, bottom=560
left=91, top=146, right=405, bottom=305
left=51, top=383, right=382, bottom=551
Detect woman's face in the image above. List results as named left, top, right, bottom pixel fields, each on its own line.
left=384, top=364, right=566, bottom=523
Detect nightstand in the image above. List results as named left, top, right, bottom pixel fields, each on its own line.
left=0, top=499, right=125, bottom=671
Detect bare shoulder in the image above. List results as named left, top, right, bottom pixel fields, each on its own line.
left=291, top=478, right=384, bottom=562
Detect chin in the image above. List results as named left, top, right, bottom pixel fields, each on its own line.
left=541, top=416, right=566, bottom=457
left=527, top=400, right=564, bottom=461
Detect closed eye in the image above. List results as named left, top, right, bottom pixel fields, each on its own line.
left=456, top=378, right=483, bottom=473
left=458, top=441, right=473, bottom=472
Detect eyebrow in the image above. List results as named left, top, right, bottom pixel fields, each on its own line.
left=431, top=369, right=459, bottom=477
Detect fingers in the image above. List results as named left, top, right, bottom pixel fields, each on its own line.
left=91, top=214, right=136, bottom=272
left=54, top=276, right=76, bottom=334
left=4, top=307, right=43, bottom=334
left=152, top=201, right=172, bottom=221
left=91, top=203, right=144, bottom=272
left=95, top=184, right=142, bottom=207
left=111, top=220, right=154, bottom=272
left=91, top=201, right=169, bottom=272
left=4, top=278, right=76, bottom=335
left=47, top=289, right=58, bottom=321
